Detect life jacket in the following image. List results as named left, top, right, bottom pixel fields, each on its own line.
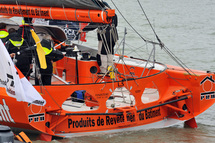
left=0, top=29, right=9, bottom=39
left=8, top=31, right=23, bottom=45
left=38, top=39, right=54, bottom=74
left=41, top=39, right=53, bottom=56
left=9, top=38, right=24, bottom=47
left=42, top=46, right=53, bottom=56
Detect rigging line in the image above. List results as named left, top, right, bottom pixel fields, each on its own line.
left=62, top=4, right=69, bottom=21
left=162, top=47, right=191, bottom=75
left=114, top=57, right=138, bottom=86
left=98, top=26, right=111, bottom=54
left=165, top=72, right=191, bottom=93
left=119, top=59, right=139, bottom=86
left=110, top=0, right=159, bottom=46
left=16, top=0, right=23, bottom=17
left=163, top=45, right=196, bottom=76
left=92, top=0, right=106, bottom=10
left=41, top=85, right=62, bottom=109
left=113, top=60, right=135, bottom=105
left=141, top=46, right=155, bottom=77
left=114, top=27, right=126, bottom=55
left=25, top=3, right=31, bottom=20
left=114, top=27, right=125, bottom=55
left=39, top=7, right=42, bottom=18
left=111, top=76, right=116, bottom=107
left=137, top=0, right=196, bottom=76
left=137, top=0, right=163, bottom=47
left=163, top=46, right=193, bottom=75
left=52, top=109, right=62, bottom=133
left=17, top=0, right=32, bottom=47
left=164, top=48, right=187, bottom=70
left=111, top=26, right=119, bottom=55
left=109, top=26, right=118, bottom=56
left=120, top=59, right=133, bottom=104
left=34, top=52, right=45, bottom=88
left=16, top=2, right=33, bottom=48
left=125, top=43, right=146, bottom=58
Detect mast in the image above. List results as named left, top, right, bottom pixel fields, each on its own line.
left=0, top=4, right=115, bottom=24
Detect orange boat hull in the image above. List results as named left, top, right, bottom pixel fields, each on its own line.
left=0, top=56, right=215, bottom=139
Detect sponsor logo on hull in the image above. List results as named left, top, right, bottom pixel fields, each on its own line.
left=0, top=99, right=15, bottom=123
left=200, top=76, right=215, bottom=100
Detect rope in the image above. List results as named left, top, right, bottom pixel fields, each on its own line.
left=62, top=4, right=69, bottom=21
left=110, top=0, right=160, bottom=46
left=137, top=0, right=163, bottom=47
left=165, top=71, right=190, bottom=90
left=162, top=45, right=197, bottom=76
left=98, top=25, right=111, bottom=54
left=15, top=0, right=23, bottom=17
left=137, top=0, right=197, bottom=76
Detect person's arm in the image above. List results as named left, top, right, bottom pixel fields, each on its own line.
left=5, top=42, right=15, bottom=58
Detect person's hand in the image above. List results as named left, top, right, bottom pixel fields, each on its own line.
left=30, top=64, right=33, bottom=69
left=10, top=53, right=15, bottom=58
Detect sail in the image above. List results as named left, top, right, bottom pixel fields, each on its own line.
left=0, top=0, right=115, bottom=23
left=0, top=40, right=46, bottom=106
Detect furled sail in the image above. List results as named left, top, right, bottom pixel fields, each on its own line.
left=0, top=0, right=102, bottom=10
left=0, top=0, right=115, bottom=23
left=0, top=40, right=46, bottom=106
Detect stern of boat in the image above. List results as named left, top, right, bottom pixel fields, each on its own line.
left=165, top=66, right=215, bottom=127
left=0, top=89, right=47, bottom=135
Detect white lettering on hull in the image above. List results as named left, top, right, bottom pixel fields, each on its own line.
left=0, top=99, right=14, bottom=123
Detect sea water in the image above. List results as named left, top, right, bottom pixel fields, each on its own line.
left=25, top=0, right=215, bottom=142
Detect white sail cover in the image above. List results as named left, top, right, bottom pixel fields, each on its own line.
left=0, top=40, right=46, bottom=106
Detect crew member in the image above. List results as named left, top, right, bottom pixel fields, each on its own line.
left=35, top=35, right=64, bottom=85
left=81, top=14, right=118, bottom=74
left=5, top=30, right=33, bottom=79
left=17, top=18, right=35, bottom=46
left=0, top=23, right=9, bottom=44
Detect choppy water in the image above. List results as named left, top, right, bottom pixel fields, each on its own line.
left=13, top=0, right=215, bottom=142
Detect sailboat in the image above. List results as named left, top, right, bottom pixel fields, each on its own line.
left=0, top=0, right=215, bottom=141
